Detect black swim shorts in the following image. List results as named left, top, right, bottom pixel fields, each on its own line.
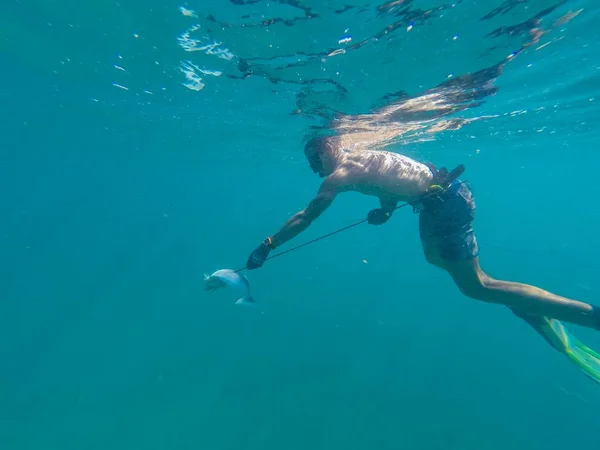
left=418, top=180, right=479, bottom=261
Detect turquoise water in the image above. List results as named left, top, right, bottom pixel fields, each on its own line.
left=2, top=0, right=600, bottom=448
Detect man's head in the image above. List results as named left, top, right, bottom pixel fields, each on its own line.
left=304, top=136, right=341, bottom=178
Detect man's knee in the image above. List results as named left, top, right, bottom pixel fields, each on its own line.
left=444, top=257, right=497, bottom=302
left=455, top=273, right=492, bottom=301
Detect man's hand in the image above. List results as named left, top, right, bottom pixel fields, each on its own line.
left=367, top=208, right=392, bottom=225
left=246, top=238, right=273, bottom=270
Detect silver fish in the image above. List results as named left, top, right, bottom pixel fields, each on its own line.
left=204, top=269, right=254, bottom=305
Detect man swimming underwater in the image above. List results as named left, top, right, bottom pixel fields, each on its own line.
left=246, top=135, right=600, bottom=383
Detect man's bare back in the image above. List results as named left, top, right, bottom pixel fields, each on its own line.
left=330, top=150, right=433, bottom=204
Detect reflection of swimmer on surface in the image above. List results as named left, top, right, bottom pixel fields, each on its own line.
left=246, top=133, right=600, bottom=385
left=315, top=63, right=503, bottom=153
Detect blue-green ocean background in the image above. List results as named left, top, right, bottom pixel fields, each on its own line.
left=2, top=0, right=600, bottom=449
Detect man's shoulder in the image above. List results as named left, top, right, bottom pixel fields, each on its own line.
left=323, top=168, right=349, bottom=185
left=318, top=166, right=356, bottom=192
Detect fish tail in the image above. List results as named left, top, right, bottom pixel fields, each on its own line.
left=235, top=296, right=255, bottom=306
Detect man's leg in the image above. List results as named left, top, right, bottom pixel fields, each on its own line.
left=422, top=237, right=600, bottom=383
left=443, top=257, right=600, bottom=330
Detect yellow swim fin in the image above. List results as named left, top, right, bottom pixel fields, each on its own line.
left=544, top=317, right=600, bottom=385
left=513, top=310, right=600, bottom=385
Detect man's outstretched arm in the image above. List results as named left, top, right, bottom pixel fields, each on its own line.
left=246, top=177, right=340, bottom=270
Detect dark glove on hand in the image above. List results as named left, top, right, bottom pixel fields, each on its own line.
left=367, top=208, right=392, bottom=225
left=246, top=238, right=273, bottom=270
